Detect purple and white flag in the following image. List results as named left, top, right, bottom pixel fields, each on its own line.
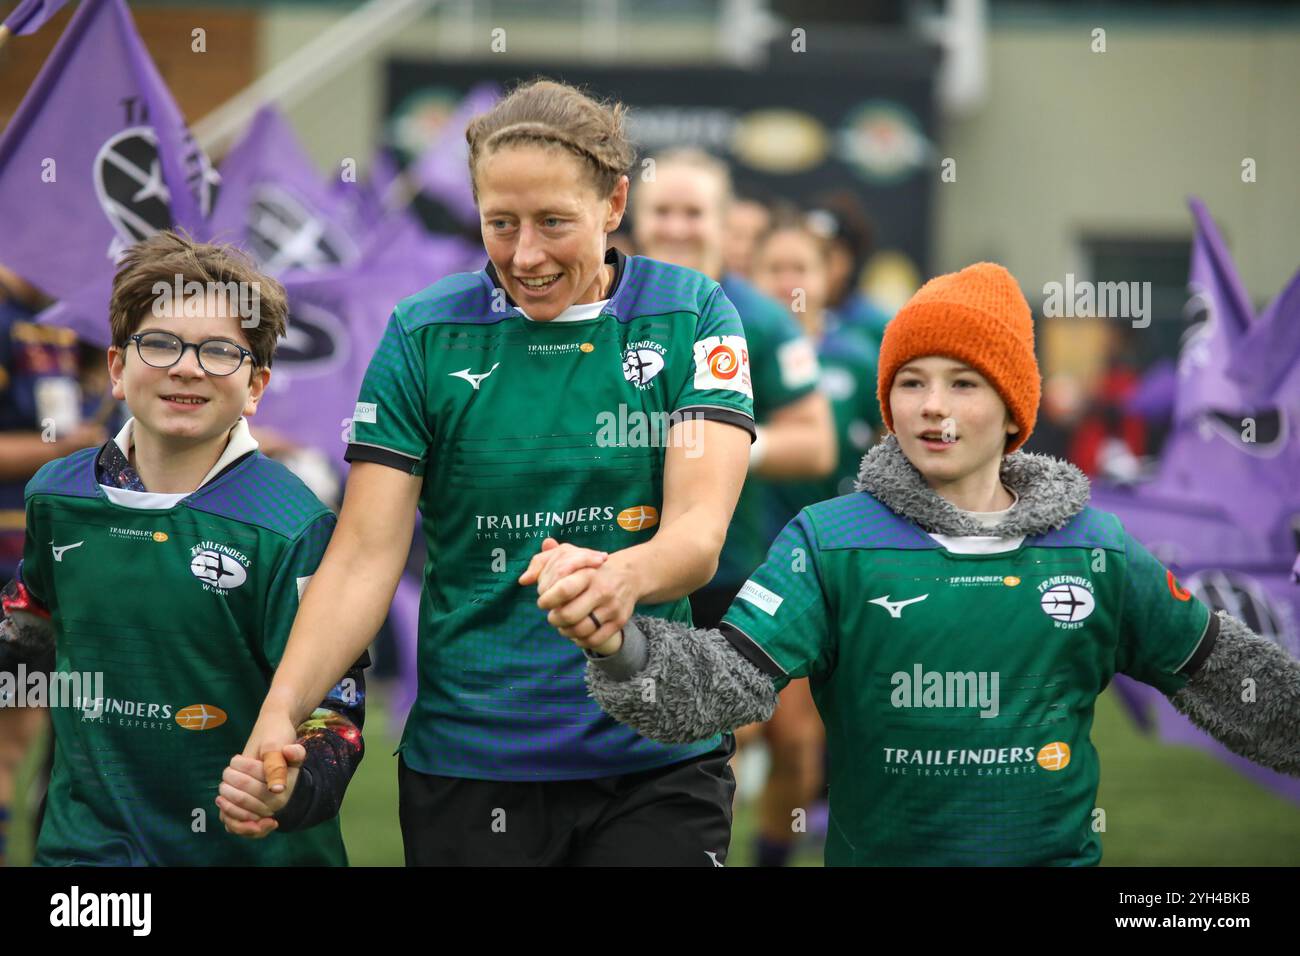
left=208, top=106, right=361, bottom=275
left=0, top=0, right=218, bottom=303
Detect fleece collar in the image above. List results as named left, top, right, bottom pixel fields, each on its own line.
left=853, top=433, right=1091, bottom=537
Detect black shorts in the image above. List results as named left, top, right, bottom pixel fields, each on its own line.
left=398, top=735, right=737, bottom=866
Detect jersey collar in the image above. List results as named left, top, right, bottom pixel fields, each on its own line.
left=854, top=433, right=1090, bottom=538
left=98, top=417, right=260, bottom=495
left=484, top=246, right=626, bottom=314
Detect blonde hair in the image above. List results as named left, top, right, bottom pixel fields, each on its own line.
left=635, top=147, right=734, bottom=215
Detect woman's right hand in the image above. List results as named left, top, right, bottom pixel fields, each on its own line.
left=218, top=707, right=301, bottom=837
left=518, top=537, right=608, bottom=593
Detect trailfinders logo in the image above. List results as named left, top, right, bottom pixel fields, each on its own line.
left=474, top=504, right=659, bottom=541
left=77, top=693, right=229, bottom=733
left=1038, top=574, right=1096, bottom=628
left=890, top=663, right=1000, bottom=718
left=881, top=741, right=1072, bottom=777
left=189, top=540, right=251, bottom=594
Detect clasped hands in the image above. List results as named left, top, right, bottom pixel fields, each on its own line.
left=218, top=537, right=632, bottom=841
left=518, top=537, right=636, bottom=656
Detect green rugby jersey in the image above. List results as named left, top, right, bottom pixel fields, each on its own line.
left=20, top=446, right=348, bottom=866
left=346, top=248, right=756, bottom=780
left=711, top=274, right=819, bottom=588
left=768, top=325, right=882, bottom=530
left=721, top=492, right=1218, bottom=866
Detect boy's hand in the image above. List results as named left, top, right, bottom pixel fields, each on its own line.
left=215, top=744, right=306, bottom=839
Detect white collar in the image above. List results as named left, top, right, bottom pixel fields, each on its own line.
left=105, top=417, right=259, bottom=508
left=518, top=298, right=609, bottom=323
left=926, top=488, right=1023, bottom=553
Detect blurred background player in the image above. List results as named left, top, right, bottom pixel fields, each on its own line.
left=806, top=191, right=895, bottom=347
left=0, top=265, right=111, bottom=865
left=723, top=190, right=774, bottom=281
left=631, top=148, right=836, bottom=630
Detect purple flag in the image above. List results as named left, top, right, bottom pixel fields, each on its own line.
left=0, top=0, right=218, bottom=303
left=2, top=0, right=71, bottom=35
left=1225, top=254, right=1300, bottom=413
left=407, top=83, right=500, bottom=229
left=1090, top=484, right=1300, bottom=802
left=1171, top=198, right=1255, bottom=429
left=1150, top=198, right=1300, bottom=540
left=330, top=147, right=400, bottom=234
left=251, top=233, right=468, bottom=467
left=208, top=106, right=361, bottom=275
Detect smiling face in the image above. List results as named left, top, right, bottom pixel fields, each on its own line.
left=889, top=355, right=1019, bottom=487
left=108, top=293, right=270, bottom=449
left=632, top=162, right=728, bottom=279
left=475, top=144, right=628, bottom=322
left=752, top=228, right=829, bottom=332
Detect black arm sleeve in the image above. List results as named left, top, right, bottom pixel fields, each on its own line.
left=273, top=652, right=370, bottom=832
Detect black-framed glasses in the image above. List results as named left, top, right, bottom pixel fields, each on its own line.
left=128, top=332, right=253, bottom=377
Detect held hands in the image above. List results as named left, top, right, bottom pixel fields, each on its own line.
left=217, top=710, right=304, bottom=839
left=519, top=538, right=633, bottom=654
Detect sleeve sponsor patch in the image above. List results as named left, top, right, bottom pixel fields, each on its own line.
left=737, top=579, right=784, bottom=616
left=353, top=401, right=378, bottom=424
left=777, top=338, right=820, bottom=390
left=693, top=335, right=753, bottom=398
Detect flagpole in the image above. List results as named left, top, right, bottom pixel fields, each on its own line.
left=192, top=0, right=440, bottom=156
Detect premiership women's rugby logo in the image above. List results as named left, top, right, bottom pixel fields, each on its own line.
left=622, top=340, right=667, bottom=389
left=693, top=335, right=752, bottom=397
left=1038, top=575, right=1096, bottom=628
left=189, top=541, right=251, bottom=594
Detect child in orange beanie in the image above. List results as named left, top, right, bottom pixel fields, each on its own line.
left=550, top=261, right=1300, bottom=866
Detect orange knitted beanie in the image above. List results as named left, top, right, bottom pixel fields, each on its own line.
left=876, top=262, right=1041, bottom=454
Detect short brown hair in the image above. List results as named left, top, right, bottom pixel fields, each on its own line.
left=108, top=230, right=288, bottom=369
left=466, top=78, right=636, bottom=201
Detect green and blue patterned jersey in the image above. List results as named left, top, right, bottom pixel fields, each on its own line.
left=710, top=274, right=820, bottom=588
left=720, top=492, right=1218, bottom=866
left=346, top=248, right=756, bottom=780
left=19, top=444, right=349, bottom=866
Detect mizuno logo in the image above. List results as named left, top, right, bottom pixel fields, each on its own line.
left=869, top=593, right=929, bottom=618
left=51, top=541, right=84, bottom=562
left=450, top=363, right=501, bottom=390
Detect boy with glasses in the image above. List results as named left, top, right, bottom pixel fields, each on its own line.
left=0, top=231, right=366, bottom=865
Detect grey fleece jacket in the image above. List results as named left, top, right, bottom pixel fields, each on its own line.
left=585, top=434, right=1300, bottom=777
